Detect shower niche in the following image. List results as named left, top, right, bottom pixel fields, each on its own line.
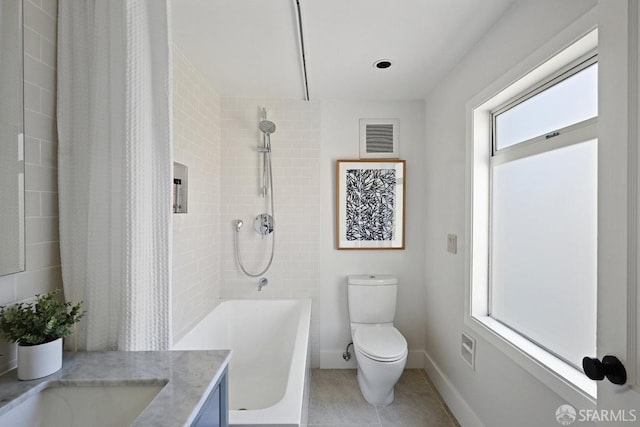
left=173, top=162, right=188, bottom=214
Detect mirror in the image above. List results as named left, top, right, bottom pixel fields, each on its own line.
left=0, top=0, right=25, bottom=276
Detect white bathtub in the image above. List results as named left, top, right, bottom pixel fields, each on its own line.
left=173, top=299, right=312, bottom=426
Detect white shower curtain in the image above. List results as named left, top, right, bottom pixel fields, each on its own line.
left=57, top=0, right=172, bottom=351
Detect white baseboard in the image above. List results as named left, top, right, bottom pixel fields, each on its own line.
left=320, top=350, right=425, bottom=369
left=423, top=350, right=485, bottom=427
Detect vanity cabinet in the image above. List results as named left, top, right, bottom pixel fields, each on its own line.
left=191, top=366, right=229, bottom=427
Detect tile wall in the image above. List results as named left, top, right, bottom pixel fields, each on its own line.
left=171, top=46, right=222, bottom=341
left=0, top=0, right=60, bottom=372
left=219, top=98, right=321, bottom=365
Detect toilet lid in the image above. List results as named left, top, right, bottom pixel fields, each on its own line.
left=354, top=326, right=407, bottom=362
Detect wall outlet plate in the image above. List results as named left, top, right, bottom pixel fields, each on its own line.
left=461, top=331, right=476, bottom=370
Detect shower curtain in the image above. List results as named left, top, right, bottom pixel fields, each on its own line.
left=57, top=0, right=172, bottom=351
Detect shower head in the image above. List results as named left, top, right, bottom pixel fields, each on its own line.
left=259, top=120, right=276, bottom=135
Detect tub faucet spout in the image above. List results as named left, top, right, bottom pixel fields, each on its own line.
left=258, top=277, right=268, bottom=291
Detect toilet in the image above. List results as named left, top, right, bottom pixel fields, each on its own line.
left=347, top=275, right=408, bottom=406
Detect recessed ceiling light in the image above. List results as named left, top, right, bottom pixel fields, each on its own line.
left=373, top=59, right=392, bottom=69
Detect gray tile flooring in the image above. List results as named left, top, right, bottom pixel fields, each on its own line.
left=306, top=369, right=460, bottom=427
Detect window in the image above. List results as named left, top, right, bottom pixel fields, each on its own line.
left=493, top=61, right=597, bottom=150
left=490, top=57, right=598, bottom=370
left=467, top=28, right=599, bottom=406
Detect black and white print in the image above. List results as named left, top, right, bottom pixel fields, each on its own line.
left=345, top=168, right=396, bottom=241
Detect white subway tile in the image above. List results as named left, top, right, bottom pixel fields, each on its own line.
left=219, top=98, right=320, bottom=300
left=25, top=164, right=56, bottom=191
left=41, top=37, right=56, bottom=68
left=40, top=192, right=58, bottom=216
left=171, top=45, right=222, bottom=338
left=23, top=27, right=41, bottom=61
left=0, top=275, right=17, bottom=306
left=26, top=217, right=59, bottom=244
left=24, top=55, right=55, bottom=92
left=41, top=0, right=57, bottom=18
left=24, top=137, right=40, bottom=164
left=40, top=141, right=57, bottom=167
left=24, top=82, right=41, bottom=112
left=25, top=191, right=41, bottom=217
left=24, top=0, right=56, bottom=42
left=40, top=88, right=56, bottom=118
left=15, top=266, right=62, bottom=300
left=25, top=110, right=55, bottom=141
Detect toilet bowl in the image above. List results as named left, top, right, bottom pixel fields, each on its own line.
left=352, top=325, right=408, bottom=406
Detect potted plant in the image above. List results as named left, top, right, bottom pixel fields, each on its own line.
left=0, top=289, right=85, bottom=380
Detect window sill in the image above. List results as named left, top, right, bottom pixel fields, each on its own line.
left=466, top=314, right=596, bottom=409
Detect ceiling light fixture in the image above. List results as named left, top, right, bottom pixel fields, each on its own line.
left=373, top=59, right=392, bottom=69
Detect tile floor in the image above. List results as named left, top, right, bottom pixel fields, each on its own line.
left=306, top=369, right=460, bottom=427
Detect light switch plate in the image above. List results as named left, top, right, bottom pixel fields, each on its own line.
left=447, top=234, right=457, bottom=254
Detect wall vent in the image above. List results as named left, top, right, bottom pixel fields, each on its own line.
left=366, top=124, right=394, bottom=153
left=461, top=331, right=476, bottom=370
left=359, top=119, right=399, bottom=158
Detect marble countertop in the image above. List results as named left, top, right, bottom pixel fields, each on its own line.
left=0, top=350, right=231, bottom=426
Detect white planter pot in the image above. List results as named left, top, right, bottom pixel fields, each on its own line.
left=17, top=338, right=63, bottom=380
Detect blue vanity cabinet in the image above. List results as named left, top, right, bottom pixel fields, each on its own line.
left=191, top=366, right=229, bottom=427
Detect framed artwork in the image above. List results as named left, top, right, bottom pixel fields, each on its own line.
left=359, top=118, right=399, bottom=158
left=336, top=159, right=406, bottom=250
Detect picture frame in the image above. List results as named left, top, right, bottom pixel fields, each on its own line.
left=336, top=159, right=406, bottom=250
left=359, top=118, right=399, bottom=159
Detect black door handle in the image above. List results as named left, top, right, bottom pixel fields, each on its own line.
left=582, top=355, right=627, bottom=385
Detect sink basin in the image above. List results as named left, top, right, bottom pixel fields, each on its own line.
left=0, top=381, right=166, bottom=427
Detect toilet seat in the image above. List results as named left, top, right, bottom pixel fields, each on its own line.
left=353, top=326, right=407, bottom=362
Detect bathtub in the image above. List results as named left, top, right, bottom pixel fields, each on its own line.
left=172, top=299, right=312, bottom=426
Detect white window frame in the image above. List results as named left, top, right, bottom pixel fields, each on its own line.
left=465, top=13, right=598, bottom=409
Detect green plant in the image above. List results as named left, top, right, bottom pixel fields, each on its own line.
left=0, top=289, right=85, bottom=346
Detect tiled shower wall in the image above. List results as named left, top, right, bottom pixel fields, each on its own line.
left=220, top=98, right=321, bottom=365
left=171, top=46, right=222, bottom=341
left=0, top=0, right=60, bottom=373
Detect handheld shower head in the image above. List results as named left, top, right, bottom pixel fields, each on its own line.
left=234, top=219, right=243, bottom=232
left=259, top=120, right=276, bottom=135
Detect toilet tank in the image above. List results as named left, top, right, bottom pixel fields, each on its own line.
left=347, top=275, right=398, bottom=324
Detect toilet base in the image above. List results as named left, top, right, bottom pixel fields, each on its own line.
left=357, top=370, right=395, bottom=406
left=353, top=345, right=407, bottom=407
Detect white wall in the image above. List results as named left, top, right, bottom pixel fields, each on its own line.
left=171, top=46, right=222, bottom=341
left=422, top=1, right=597, bottom=426
left=319, top=100, right=427, bottom=368
left=0, top=0, right=60, bottom=374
